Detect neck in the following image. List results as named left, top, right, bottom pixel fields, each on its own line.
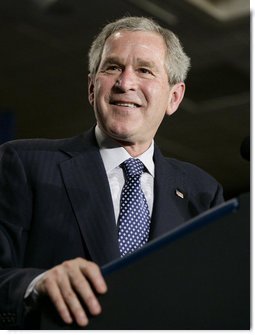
left=95, top=125, right=153, bottom=157
left=116, top=140, right=151, bottom=157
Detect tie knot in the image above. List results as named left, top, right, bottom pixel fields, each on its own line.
left=121, top=158, right=145, bottom=178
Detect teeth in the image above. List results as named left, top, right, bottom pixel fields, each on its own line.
left=115, top=102, right=137, bottom=108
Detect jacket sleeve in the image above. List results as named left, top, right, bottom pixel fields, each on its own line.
left=0, top=143, right=44, bottom=329
left=210, top=181, right=224, bottom=207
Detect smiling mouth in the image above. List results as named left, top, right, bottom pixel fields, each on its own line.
left=110, top=101, right=141, bottom=108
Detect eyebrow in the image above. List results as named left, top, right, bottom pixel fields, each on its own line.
left=136, top=58, right=157, bottom=70
left=101, top=56, right=158, bottom=70
left=100, top=57, right=123, bottom=67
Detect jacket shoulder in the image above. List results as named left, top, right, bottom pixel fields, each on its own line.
left=164, top=157, right=222, bottom=190
left=0, top=128, right=97, bottom=156
left=165, top=157, right=213, bottom=177
left=164, top=157, right=224, bottom=206
left=0, top=135, right=81, bottom=151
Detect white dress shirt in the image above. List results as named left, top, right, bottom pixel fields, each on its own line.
left=95, top=125, right=155, bottom=222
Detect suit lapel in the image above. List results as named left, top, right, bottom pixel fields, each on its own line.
left=59, top=129, right=120, bottom=265
left=150, top=146, right=190, bottom=240
left=58, top=131, right=191, bottom=262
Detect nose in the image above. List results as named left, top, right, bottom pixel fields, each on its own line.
left=115, top=68, right=137, bottom=91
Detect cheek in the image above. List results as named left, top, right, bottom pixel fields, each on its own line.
left=95, top=76, right=114, bottom=93
left=146, top=84, right=170, bottom=111
left=146, top=80, right=168, bottom=98
left=146, top=86, right=170, bottom=124
left=94, top=80, right=103, bottom=99
left=94, top=80, right=114, bottom=109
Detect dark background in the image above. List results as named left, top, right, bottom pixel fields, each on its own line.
left=0, top=0, right=250, bottom=199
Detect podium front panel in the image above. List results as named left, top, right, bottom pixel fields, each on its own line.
left=40, top=194, right=250, bottom=330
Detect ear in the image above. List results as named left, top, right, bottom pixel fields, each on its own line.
left=166, top=82, right=185, bottom=116
left=88, top=74, right=95, bottom=107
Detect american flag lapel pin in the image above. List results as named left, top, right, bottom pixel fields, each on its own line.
left=175, top=189, right=184, bottom=199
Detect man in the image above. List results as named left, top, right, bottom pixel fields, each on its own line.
left=0, top=16, right=224, bottom=329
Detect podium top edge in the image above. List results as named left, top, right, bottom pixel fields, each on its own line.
left=102, top=197, right=240, bottom=276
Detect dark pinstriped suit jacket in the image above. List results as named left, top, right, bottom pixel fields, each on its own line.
left=0, top=127, right=224, bottom=328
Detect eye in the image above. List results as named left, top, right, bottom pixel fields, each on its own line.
left=138, top=68, right=154, bottom=76
left=140, top=68, right=151, bottom=73
left=104, top=65, right=122, bottom=73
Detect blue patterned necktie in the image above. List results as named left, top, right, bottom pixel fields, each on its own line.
left=118, top=158, right=151, bottom=257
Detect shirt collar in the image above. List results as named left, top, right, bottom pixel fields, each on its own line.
left=95, top=125, right=155, bottom=177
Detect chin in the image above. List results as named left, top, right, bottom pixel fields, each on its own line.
left=106, top=127, right=133, bottom=143
left=105, top=121, right=129, bottom=136
left=110, top=130, right=130, bottom=141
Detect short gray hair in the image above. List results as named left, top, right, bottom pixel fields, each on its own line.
left=88, top=16, right=190, bottom=85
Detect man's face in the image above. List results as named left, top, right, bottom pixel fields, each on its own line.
left=89, top=30, right=183, bottom=149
